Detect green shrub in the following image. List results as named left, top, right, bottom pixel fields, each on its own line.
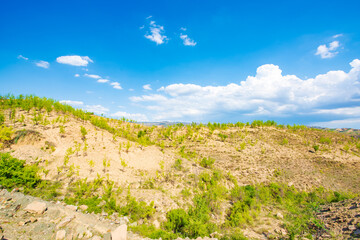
left=164, top=209, right=190, bottom=234
left=280, top=138, right=289, bottom=145
left=120, top=194, right=155, bottom=221
left=130, top=224, right=177, bottom=240
left=218, top=133, right=228, bottom=142
left=27, top=180, right=62, bottom=200
left=319, top=137, right=331, bottom=145
left=0, top=152, right=40, bottom=189
left=173, top=159, right=183, bottom=170
left=313, top=145, right=319, bottom=152
left=220, top=232, right=248, bottom=240
left=80, top=126, right=87, bottom=140
left=0, top=113, right=4, bottom=125
left=0, top=125, right=13, bottom=148
left=200, top=157, right=215, bottom=168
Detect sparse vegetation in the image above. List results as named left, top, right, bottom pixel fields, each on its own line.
left=0, top=94, right=360, bottom=239
left=200, top=157, right=215, bottom=168
left=80, top=126, right=87, bottom=140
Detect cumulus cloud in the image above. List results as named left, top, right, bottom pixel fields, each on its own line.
left=315, top=41, right=340, bottom=59
left=74, top=74, right=80, bottom=77
left=85, top=105, right=109, bottom=115
left=111, top=111, right=148, bottom=122
left=129, top=59, right=360, bottom=122
left=180, top=33, right=197, bottom=46
left=110, top=82, right=122, bottom=90
left=143, top=84, right=152, bottom=90
left=56, top=55, right=93, bottom=66
left=97, top=79, right=109, bottom=83
left=17, top=55, right=28, bottom=60
left=35, top=60, right=50, bottom=69
left=144, top=20, right=168, bottom=45
left=84, top=73, right=101, bottom=79
left=59, top=100, right=84, bottom=106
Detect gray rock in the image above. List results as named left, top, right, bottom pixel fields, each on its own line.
left=103, top=232, right=112, bottom=240
left=66, top=205, right=78, bottom=211
left=57, top=215, right=75, bottom=229
left=56, top=230, right=66, bottom=240
left=79, top=205, right=88, bottom=211
left=24, top=201, right=47, bottom=214
left=91, top=236, right=102, bottom=240
left=111, top=224, right=127, bottom=240
left=153, top=219, right=160, bottom=228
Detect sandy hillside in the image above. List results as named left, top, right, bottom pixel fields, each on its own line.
left=1, top=105, right=360, bottom=239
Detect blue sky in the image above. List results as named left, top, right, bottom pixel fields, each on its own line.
left=1, top=0, right=360, bottom=127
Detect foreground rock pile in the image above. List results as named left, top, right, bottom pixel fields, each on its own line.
left=316, top=197, right=360, bottom=239
left=0, top=188, right=218, bottom=240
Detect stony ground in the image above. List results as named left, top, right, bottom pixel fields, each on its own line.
left=0, top=188, right=218, bottom=240
left=316, top=197, right=360, bottom=239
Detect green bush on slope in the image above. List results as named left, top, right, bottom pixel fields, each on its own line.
left=0, top=152, right=60, bottom=200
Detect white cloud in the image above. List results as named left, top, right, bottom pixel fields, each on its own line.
left=111, top=111, right=148, bottom=122
left=110, top=82, right=122, bottom=90
left=17, top=55, right=28, bottom=60
left=146, top=15, right=152, bottom=19
left=130, top=94, right=167, bottom=102
left=129, top=59, right=360, bottom=122
left=314, top=106, right=360, bottom=116
left=180, top=33, right=197, bottom=46
left=56, top=55, right=93, bottom=66
left=97, top=79, right=109, bottom=83
left=143, top=84, right=152, bottom=90
left=35, top=60, right=50, bottom=69
left=311, top=118, right=360, bottom=129
left=180, top=27, right=187, bottom=31
left=85, top=105, right=109, bottom=115
left=59, top=100, right=84, bottom=106
left=333, top=34, right=343, bottom=38
left=84, top=73, right=101, bottom=79
left=144, top=21, right=168, bottom=45
left=74, top=74, right=80, bottom=77
left=315, top=40, right=340, bottom=59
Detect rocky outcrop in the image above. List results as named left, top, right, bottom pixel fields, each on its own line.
left=24, top=201, right=47, bottom=214
left=0, top=188, right=219, bottom=240
left=316, top=197, right=360, bottom=239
